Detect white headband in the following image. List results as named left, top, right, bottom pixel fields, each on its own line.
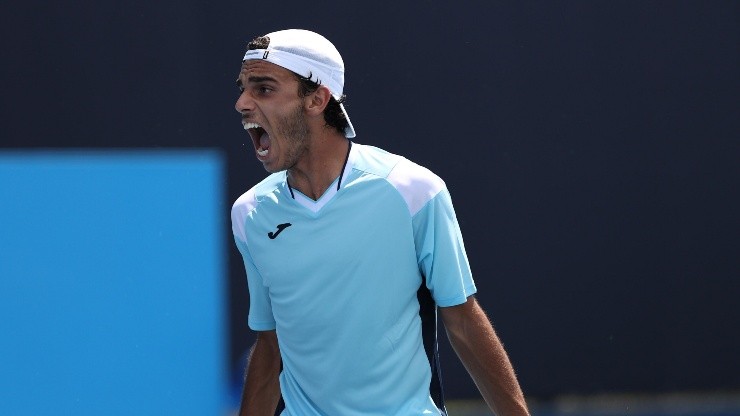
left=243, top=48, right=344, bottom=100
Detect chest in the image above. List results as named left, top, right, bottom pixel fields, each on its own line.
left=245, top=182, right=417, bottom=292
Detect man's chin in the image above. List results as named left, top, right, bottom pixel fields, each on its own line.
left=261, top=160, right=284, bottom=173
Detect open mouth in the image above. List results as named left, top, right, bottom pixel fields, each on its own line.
left=243, top=122, right=270, bottom=157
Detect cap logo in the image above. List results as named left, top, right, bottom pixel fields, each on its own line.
left=262, top=50, right=269, bottom=59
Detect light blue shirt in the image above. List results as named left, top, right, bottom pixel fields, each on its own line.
left=232, top=144, right=476, bottom=415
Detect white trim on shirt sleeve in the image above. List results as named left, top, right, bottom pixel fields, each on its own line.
left=386, top=157, right=446, bottom=216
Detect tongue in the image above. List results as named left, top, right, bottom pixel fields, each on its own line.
left=259, top=130, right=271, bottom=150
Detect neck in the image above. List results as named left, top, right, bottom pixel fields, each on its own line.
left=287, top=132, right=351, bottom=201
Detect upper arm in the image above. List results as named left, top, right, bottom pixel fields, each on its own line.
left=412, top=188, right=476, bottom=306
left=256, top=329, right=278, bottom=346
left=235, top=238, right=276, bottom=331
left=439, top=295, right=488, bottom=339
left=386, top=158, right=476, bottom=306
left=232, top=191, right=277, bottom=331
left=254, top=330, right=280, bottom=356
left=251, top=330, right=281, bottom=366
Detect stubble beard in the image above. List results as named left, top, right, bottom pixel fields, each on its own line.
left=275, top=103, right=310, bottom=172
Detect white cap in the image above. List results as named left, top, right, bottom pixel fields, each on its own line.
left=243, top=29, right=356, bottom=138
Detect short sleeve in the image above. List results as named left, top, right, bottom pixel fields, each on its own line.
left=413, top=188, right=477, bottom=307
left=234, top=237, right=276, bottom=331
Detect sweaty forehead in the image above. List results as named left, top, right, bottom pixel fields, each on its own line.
left=239, top=60, right=295, bottom=81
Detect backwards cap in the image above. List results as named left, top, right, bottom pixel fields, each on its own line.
left=243, top=29, right=356, bottom=138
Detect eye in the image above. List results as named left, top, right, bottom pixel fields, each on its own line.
left=258, top=85, right=273, bottom=94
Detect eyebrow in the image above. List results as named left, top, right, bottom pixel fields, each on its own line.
left=247, top=75, right=278, bottom=83
left=236, top=74, right=280, bottom=88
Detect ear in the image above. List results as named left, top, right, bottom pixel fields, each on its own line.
left=304, top=86, right=332, bottom=116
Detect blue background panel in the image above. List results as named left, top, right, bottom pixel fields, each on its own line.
left=0, top=151, right=227, bottom=415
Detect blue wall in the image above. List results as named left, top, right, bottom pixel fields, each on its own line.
left=0, top=151, right=227, bottom=415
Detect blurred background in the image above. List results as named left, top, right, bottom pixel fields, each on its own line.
left=1, top=1, right=738, bottom=415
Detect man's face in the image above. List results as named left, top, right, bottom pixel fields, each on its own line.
left=235, top=60, right=310, bottom=173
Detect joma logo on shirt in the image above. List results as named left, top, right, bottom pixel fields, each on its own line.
left=268, top=223, right=292, bottom=239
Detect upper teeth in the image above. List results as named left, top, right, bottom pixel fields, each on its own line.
left=243, top=122, right=261, bottom=131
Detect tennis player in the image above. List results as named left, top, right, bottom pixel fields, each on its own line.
left=231, top=29, right=529, bottom=416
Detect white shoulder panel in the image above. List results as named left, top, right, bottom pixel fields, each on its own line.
left=231, top=188, right=258, bottom=245
left=386, top=157, right=446, bottom=216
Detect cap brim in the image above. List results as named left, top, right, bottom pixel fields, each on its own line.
left=340, top=103, right=356, bottom=138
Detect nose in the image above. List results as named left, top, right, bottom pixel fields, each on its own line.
left=235, top=90, right=254, bottom=114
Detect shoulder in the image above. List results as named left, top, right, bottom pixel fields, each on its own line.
left=231, top=173, right=283, bottom=215
left=231, top=172, right=284, bottom=241
left=353, top=143, right=446, bottom=216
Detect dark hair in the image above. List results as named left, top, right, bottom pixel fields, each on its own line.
left=296, top=76, right=349, bottom=136
left=247, top=36, right=270, bottom=50
left=246, top=35, right=349, bottom=136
